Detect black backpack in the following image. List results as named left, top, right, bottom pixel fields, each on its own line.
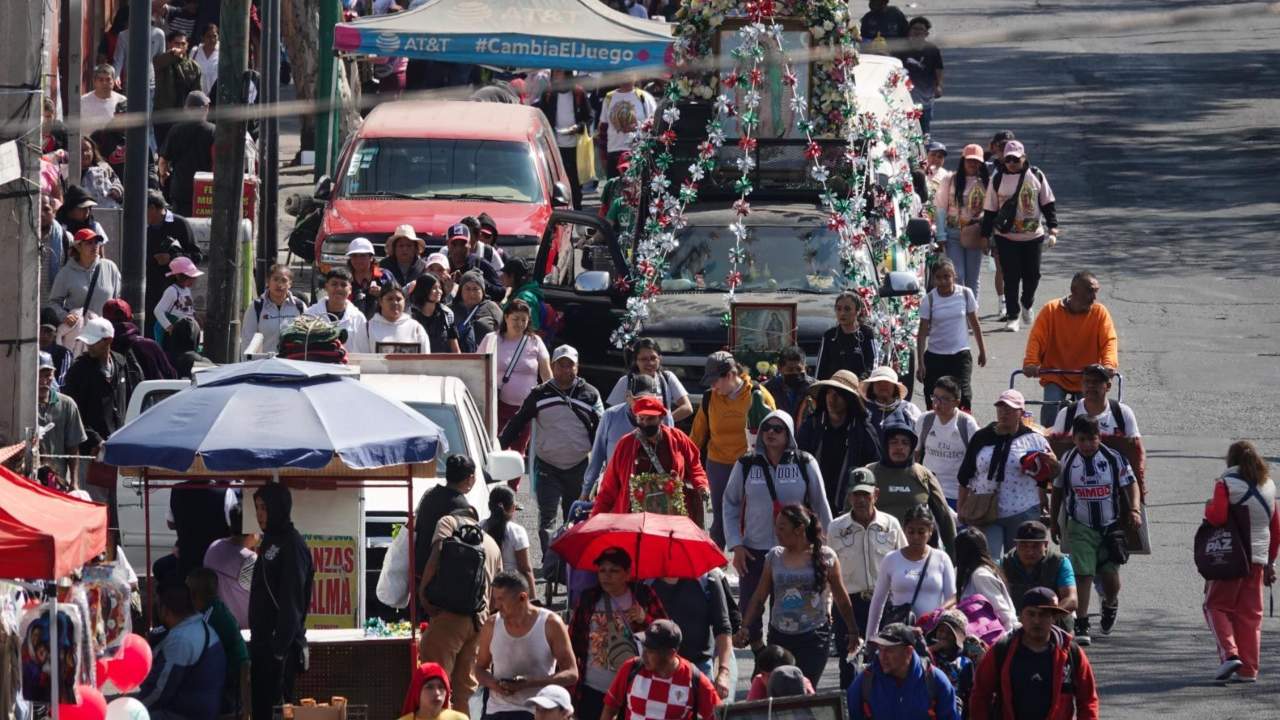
left=1061, top=399, right=1126, bottom=435
left=425, top=517, right=488, bottom=615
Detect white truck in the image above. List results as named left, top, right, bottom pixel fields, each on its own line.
left=115, top=353, right=525, bottom=617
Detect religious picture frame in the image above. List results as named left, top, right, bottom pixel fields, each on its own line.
left=714, top=17, right=813, bottom=140
left=730, top=301, right=798, bottom=352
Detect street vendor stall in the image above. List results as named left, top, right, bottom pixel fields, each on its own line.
left=102, top=358, right=448, bottom=719
left=333, top=0, right=674, bottom=71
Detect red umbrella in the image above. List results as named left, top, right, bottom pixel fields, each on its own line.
left=550, top=512, right=726, bottom=580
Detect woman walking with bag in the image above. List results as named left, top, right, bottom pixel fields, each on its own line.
left=865, top=504, right=956, bottom=639
left=936, top=144, right=988, bottom=301
left=1203, top=441, right=1277, bottom=684
left=735, top=505, right=860, bottom=687
left=479, top=299, right=551, bottom=457
left=915, top=259, right=986, bottom=410
left=954, top=527, right=1017, bottom=632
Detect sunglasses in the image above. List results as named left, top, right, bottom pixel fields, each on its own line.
left=930, top=394, right=956, bottom=404
left=1002, top=156, right=1022, bottom=163
left=760, top=423, right=787, bottom=434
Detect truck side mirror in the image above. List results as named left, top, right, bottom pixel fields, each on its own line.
left=574, top=270, right=611, bottom=295
left=314, top=175, right=334, bottom=202
left=552, top=182, right=572, bottom=208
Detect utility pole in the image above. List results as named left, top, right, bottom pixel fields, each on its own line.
left=315, top=0, right=340, bottom=180
left=258, top=0, right=281, bottom=282
left=122, top=0, right=151, bottom=330
left=206, top=0, right=251, bottom=363
left=0, top=3, right=47, bottom=444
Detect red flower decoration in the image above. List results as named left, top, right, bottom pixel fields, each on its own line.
left=738, top=136, right=758, bottom=152
left=724, top=71, right=740, bottom=88
left=804, top=141, right=822, bottom=160
left=749, top=68, right=763, bottom=87
left=903, top=183, right=914, bottom=196
left=659, top=129, right=677, bottom=145
left=726, top=271, right=742, bottom=289
left=733, top=198, right=751, bottom=217
left=782, top=69, right=797, bottom=88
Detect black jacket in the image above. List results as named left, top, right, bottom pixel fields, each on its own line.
left=534, top=87, right=592, bottom=134
left=816, top=324, right=877, bottom=381
left=379, top=256, right=429, bottom=288
left=61, top=350, right=139, bottom=448
left=146, top=210, right=203, bottom=317
left=248, top=484, right=315, bottom=658
left=795, top=409, right=882, bottom=514
left=498, top=377, right=602, bottom=451
left=412, top=485, right=473, bottom=593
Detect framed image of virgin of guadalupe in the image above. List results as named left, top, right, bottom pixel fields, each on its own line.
left=715, top=18, right=812, bottom=140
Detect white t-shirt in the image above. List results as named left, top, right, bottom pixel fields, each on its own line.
left=1050, top=399, right=1141, bottom=438
left=916, top=411, right=980, bottom=500
left=80, top=91, right=126, bottom=135
left=155, top=284, right=196, bottom=330
left=1053, top=446, right=1135, bottom=529
left=365, top=313, right=430, bottom=353
left=500, top=522, right=531, bottom=573
left=921, top=286, right=977, bottom=355
left=190, top=45, right=219, bottom=95
left=601, top=89, right=655, bottom=154
left=307, top=300, right=370, bottom=354
left=553, top=92, right=578, bottom=149
left=480, top=332, right=550, bottom=406
left=866, top=548, right=956, bottom=638
left=965, top=431, right=1053, bottom=518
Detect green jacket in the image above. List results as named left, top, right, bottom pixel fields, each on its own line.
left=204, top=599, right=248, bottom=677
left=153, top=52, right=202, bottom=112
left=510, top=282, right=545, bottom=331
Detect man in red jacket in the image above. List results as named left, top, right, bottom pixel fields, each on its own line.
left=592, top=396, right=709, bottom=525
left=969, top=587, right=1098, bottom=720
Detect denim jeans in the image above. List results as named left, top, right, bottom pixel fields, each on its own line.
left=1041, top=382, right=1068, bottom=428
left=833, top=594, right=873, bottom=689
left=535, top=457, right=587, bottom=555
left=980, top=505, right=1044, bottom=555
left=944, top=234, right=983, bottom=303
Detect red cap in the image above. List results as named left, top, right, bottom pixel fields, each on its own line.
left=102, top=298, right=133, bottom=323
left=631, top=395, right=667, bottom=417
left=73, top=228, right=104, bottom=244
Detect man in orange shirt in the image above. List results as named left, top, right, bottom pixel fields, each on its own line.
left=1022, top=272, right=1119, bottom=426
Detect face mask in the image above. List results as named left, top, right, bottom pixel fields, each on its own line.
left=639, top=423, right=660, bottom=438
left=783, top=373, right=807, bottom=388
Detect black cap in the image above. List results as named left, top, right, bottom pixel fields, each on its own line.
left=643, top=619, right=682, bottom=651
left=869, top=623, right=918, bottom=648
left=1021, top=587, right=1069, bottom=614
left=594, top=546, right=631, bottom=571
left=766, top=665, right=809, bottom=697
left=629, top=372, right=661, bottom=397
left=1082, top=363, right=1113, bottom=382
left=146, top=189, right=169, bottom=209
left=477, top=212, right=498, bottom=235
left=1015, top=520, right=1050, bottom=542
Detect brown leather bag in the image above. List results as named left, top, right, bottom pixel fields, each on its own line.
left=959, top=223, right=987, bottom=250
left=959, top=491, right=1000, bottom=525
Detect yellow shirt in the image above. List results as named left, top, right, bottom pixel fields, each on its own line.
left=690, top=373, right=777, bottom=465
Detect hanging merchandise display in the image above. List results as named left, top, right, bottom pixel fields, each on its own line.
left=80, top=567, right=132, bottom=660
left=19, top=602, right=82, bottom=705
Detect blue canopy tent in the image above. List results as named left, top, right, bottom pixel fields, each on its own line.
left=333, top=0, right=674, bottom=72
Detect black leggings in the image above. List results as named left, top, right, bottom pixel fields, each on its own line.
left=995, top=236, right=1045, bottom=318
left=923, top=349, right=974, bottom=410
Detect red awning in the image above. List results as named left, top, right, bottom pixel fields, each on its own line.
left=0, top=465, right=107, bottom=579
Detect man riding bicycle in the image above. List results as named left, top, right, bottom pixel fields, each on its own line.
left=1022, top=271, right=1118, bottom=427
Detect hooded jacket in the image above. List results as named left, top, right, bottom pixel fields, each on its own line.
left=723, top=410, right=833, bottom=551
left=401, top=662, right=468, bottom=720
left=848, top=651, right=959, bottom=720
left=112, top=321, right=177, bottom=380
left=248, top=484, right=315, bottom=659
left=867, top=417, right=956, bottom=554
left=969, top=626, right=1098, bottom=720
left=795, top=394, right=882, bottom=515
left=47, top=257, right=123, bottom=321
left=379, top=255, right=429, bottom=288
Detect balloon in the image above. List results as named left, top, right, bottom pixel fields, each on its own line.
left=105, top=635, right=152, bottom=693
left=59, top=685, right=107, bottom=720
left=105, top=697, right=150, bottom=720
left=94, top=659, right=110, bottom=689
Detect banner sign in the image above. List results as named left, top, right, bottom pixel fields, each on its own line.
left=305, top=534, right=360, bottom=629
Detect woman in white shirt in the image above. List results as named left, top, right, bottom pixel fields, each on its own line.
left=866, top=504, right=956, bottom=639
left=364, top=286, right=430, bottom=353
left=190, top=24, right=220, bottom=95
left=483, top=485, right=537, bottom=596
left=915, top=377, right=981, bottom=508
left=605, top=337, right=692, bottom=420
left=954, top=527, right=1017, bottom=633
left=916, top=258, right=986, bottom=411
left=478, top=299, right=551, bottom=456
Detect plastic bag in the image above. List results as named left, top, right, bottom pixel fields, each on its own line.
left=83, top=564, right=132, bottom=658
left=576, top=131, right=596, bottom=184
left=376, top=525, right=411, bottom=609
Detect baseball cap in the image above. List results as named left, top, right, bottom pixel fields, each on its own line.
left=1015, top=520, right=1050, bottom=543
left=1002, top=140, right=1026, bottom=159
left=525, top=686, right=573, bottom=712
left=642, top=619, right=682, bottom=651
left=766, top=665, right=810, bottom=698
left=628, top=373, right=661, bottom=397
left=424, top=252, right=450, bottom=272
left=477, top=212, right=498, bottom=236
left=994, top=389, right=1025, bottom=410
left=870, top=623, right=918, bottom=648
left=631, top=395, right=667, bottom=418
left=700, top=350, right=736, bottom=387
left=38, top=352, right=55, bottom=371
left=848, top=467, right=876, bottom=494
left=594, top=546, right=631, bottom=570
left=345, top=237, right=375, bottom=256
left=102, top=298, right=133, bottom=323
left=926, top=141, right=947, bottom=155
left=1022, top=586, right=1070, bottom=614
left=962, top=143, right=984, bottom=161
left=166, top=256, right=204, bottom=278
left=76, top=317, right=115, bottom=345
left=448, top=224, right=471, bottom=243
left=551, top=345, right=579, bottom=365
left=1082, top=363, right=1113, bottom=382
left=73, top=228, right=105, bottom=245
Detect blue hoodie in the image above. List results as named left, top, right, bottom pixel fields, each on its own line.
left=848, top=651, right=958, bottom=720
left=722, top=410, right=832, bottom=551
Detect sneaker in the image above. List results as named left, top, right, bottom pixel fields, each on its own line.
left=996, top=309, right=1009, bottom=322
left=1020, top=305, right=1034, bottom=324
left=1231, top=675, right=1258, bottom=683
left=1005, top=318, right=1021, bottom=332
left=1216, top=656, right=1243, bottom=682
left=1074, top=618, right=1092, bottom=647
left=1100, top=603, right=1118, bottom=636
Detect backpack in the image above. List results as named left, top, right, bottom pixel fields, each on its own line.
left=254, top=295, right=308, bottom=320
left=1061, top=399, right=1126, bottom=436
left=699, top=569, right=741, bottom=635
left=424, top=516, right=488, bottom=615
left=988, top=632, right=1082, bottom=716
left=916, top=412, right=974, bottom=463
left=861, top=657, right=940, bottom=719
left=623, top=658, right=707, bottom=719
left=1194, top=475, right=1269, bottom=581
left=733, top=450, right=815, bottom=535
left=990, top=166, right=1046, bottom=235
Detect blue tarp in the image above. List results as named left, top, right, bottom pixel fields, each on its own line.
left=103, top=361, right=446, bottom=472
left=334, top=0, right=673, bottom=72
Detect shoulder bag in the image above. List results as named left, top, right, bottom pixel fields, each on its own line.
left=881, top=550, right=933, bottom=627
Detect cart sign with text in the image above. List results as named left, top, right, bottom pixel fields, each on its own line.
left=305, top=534, right=360, bottom=629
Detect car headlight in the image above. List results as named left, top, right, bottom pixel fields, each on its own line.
left=652, top=337, right=685, bottom=354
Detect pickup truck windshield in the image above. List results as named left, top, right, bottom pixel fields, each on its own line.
left=662, top=224, right=862, bottom=293
left=406, top=402, right=467, bottom=461
left=340, top=138, right=541, bottom=203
